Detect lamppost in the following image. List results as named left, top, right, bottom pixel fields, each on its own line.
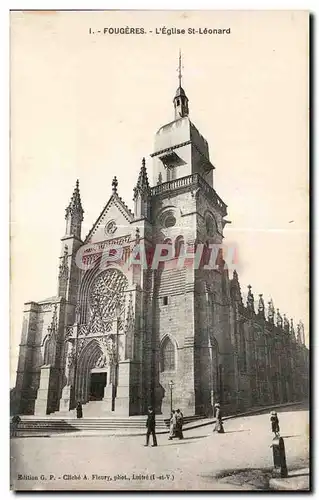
left=168, top=380, right=174, bottom=414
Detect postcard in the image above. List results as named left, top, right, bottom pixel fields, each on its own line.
left=10, top=10, right=309, bottom=491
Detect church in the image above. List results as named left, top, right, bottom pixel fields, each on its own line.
left=13, top=62, right=309, bottom=418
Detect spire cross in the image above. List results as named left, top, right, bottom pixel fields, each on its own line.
left=177, top=49, right=183, bottom=88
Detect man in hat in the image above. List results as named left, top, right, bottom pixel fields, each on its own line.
left=145, top=406, right=158, bottom=447
left=213, top=403, right=225, bottom=433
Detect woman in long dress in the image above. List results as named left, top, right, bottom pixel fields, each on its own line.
left=168, top=410, right=177, bottom=440
left=175, top=409, right=184, bottom=439
left=76, top=401, right=83, bottom=419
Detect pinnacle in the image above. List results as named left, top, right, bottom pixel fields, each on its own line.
left=134, top=158, right=150, bottom=200
left=65, top=179, right=84, bottom=220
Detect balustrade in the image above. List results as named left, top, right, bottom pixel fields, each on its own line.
left=151, top=173, right=227, bottom=216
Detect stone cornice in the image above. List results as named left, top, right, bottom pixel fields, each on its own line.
left=150, top=140, right=192, bottom=158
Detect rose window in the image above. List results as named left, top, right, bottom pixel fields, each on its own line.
left=89, top=269, right=128, bottom=333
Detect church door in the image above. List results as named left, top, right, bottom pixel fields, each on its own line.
left=89, top=372, right=107, bottom=401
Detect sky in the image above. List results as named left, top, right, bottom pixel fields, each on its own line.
left=10, top=10, right=309, bottom=386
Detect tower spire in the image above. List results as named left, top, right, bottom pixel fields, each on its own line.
left=173, top=50, right=189, bottom=120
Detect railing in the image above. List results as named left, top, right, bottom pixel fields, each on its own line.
left=151, top=173, right=227, bottom=216
left=151, top=174, right=195, bottom=195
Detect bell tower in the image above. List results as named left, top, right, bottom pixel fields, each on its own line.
left=149, top=55, right=232, bottom=416
left=151, top=52, right=215, bottom=188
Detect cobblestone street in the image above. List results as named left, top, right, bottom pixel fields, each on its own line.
left=10, top=403, right=309, bottom=491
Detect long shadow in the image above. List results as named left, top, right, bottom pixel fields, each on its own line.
left=281, top=434, right=302, bottom=439
left=213, top=466, right=273, bottom=480
left=180, top=435, right=208, bottom=440
left=160, top=435, right=208, bottom=445
left=11, top=435, right=52, bottom=439
left=288, top=472, right=309, bottom=479
left=223, top=430, right=250, bottom=434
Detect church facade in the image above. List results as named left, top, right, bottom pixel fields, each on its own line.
left=13, top=76, right=309, bottom=418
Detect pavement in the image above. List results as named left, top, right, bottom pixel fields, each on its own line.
left=10, top=402, right=309, bottom=491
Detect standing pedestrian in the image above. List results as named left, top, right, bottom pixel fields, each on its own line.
left=175, top=409, right=184, bottom=439
left=213, top=403, right=225, bottom=433
left=11, top=415, right=21, bottom=437
left=168, top=410, right=177, bottom=440
left=145, top=406, right=157, bottom=447
left=76, top=401, right=83, bottom=419
left=270, top=411, right=280, bottom=437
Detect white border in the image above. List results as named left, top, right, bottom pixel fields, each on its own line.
left=2, top=2, right=316, bottom=499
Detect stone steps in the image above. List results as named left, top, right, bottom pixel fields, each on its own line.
left=11, top=414, right=203, bottom=436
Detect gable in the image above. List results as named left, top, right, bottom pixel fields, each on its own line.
left=84, top=194, right=134, bottom=244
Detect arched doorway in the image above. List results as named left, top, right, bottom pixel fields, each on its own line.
left=75, top=339, right=113, bottom=403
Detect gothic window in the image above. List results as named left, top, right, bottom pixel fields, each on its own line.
left=160, top=337, right=176, bottom=372
left=161, top=238, right=173, bottom=259
left=206, top=214, right=217, bottom=237
left=43, top=334, right=56, bottom=366
left=176, top=99, right=180, bottom=106
left=43, top=336, right=50, bottom=365
left=175, top=236, right=185, bottom=257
